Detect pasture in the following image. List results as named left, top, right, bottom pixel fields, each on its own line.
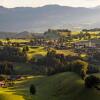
left=0, top=72, right=100, bottom=100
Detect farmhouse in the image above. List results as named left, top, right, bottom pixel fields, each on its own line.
left=0, top=81, right=5, bottom=87
left=56, top=29, right=71, bottom=37
left=74, top=40, right=95, bottom=49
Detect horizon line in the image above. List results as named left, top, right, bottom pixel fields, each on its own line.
left=0, top=4, right=99, bottom=9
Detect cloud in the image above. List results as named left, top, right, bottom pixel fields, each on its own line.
left=0, top=0, right=100, bottom=8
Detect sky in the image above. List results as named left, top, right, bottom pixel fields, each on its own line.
left=0, top=0, right=100, bottom=8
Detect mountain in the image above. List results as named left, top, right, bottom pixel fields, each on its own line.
left=0, top=32, right=16, bottom=38
left=13, top=31, right=33, bottom=38
left=0, top=5, right=100, bottom=32
left=0, top=31, right=34, bottom=39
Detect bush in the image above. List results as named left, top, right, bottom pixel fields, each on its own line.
left=88, top=65, right=99, bottom=74
left=85, top=75, right=100, bottom=89
left=72, top=60, right=88, bottom=79
left=0, top=62, right=14, bottom=75
left=0, top=76, right=5, bottom=81
left=0, top=46, right=27, bottom=62
left=30, top=84, right=36, bottom=95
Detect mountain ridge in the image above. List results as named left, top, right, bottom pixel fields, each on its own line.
left=0, top=5, right=100, bottom=32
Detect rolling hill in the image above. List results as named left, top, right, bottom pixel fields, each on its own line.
left=0, top=5, right=100, bottom=32
left=0, top=31, right=34, bottom=39
left=0, top=72, right=100, bottom=100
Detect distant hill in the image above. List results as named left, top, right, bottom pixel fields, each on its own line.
left=0, top=31, right=34, bottom=39
left=44, top=29, right=71, bottom=39
left=0, top=32, right=16, bottom=38
left=0, top=5, right=100, bottom=32
left=13, top=31, right=33, bottom=39
left=82, top=28, right=100, bottom=32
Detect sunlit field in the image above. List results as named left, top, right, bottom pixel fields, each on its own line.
left=0, top=33, right=100, bottom=100
left=0, top=1, right=100, bottom=100
left=27, top=46, right=47, bottom=60
left=0, top=72, right=100, bottom=100
left=0, top=39, right=30, bottom=43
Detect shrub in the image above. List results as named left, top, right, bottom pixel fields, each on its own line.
left=30, top=84, right=36, bottom=95
left=72, top=60, right=88, bottom=79
left=0, top=76, right=5, bottom=81
left=0, top=46, right=27, bottom=62
left=88, top=65, right=99, bottom=74
left=85, top=75, right=100, bottom=89
left=0, top=62, right=14, bottom=75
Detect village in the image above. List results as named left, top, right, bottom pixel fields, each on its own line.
left=0, top=29, right=100, bottom=93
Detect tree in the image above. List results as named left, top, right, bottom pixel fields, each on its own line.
left=72, top=60, right=88, bottom=79
left=80, top=69, right=86, bottom=80
left=47, top=50, right=56, bottom=57
left=6, top=38, right=11, bottom=46
left=22, top=46, right=29, bottom=53
left=30, top=84, right=36, bottom=95
left=0, top=41, right=3, bottom=46
left=0, top=46, right=27, bottom=62
left=0, top=62, right=14, bottom=75
left=85, top=75, right=100, bottom=90
left=0, top=76, right=5, bottom=81
left=30, top=39, right=34, bottom=45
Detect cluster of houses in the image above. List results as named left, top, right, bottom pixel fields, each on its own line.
left=73, top=39, right=100, bottom=60
left=0, top=75, right=28, bottom=88
left=0, top=29, right=100, bottom=54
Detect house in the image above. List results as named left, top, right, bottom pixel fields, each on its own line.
left=0, top=81, right=5, bottom=87
left=74, top=40, right=96, bottom=49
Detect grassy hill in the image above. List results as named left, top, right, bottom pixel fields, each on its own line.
left=0, top=72, right=100, bottom=100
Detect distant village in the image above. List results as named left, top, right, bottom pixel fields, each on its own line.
left=0, top=28, right=100, bottom=88
left=0, top=28, right=100, bottom=60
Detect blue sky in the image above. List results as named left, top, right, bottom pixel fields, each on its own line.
left=0, top=0, right=100, bottom=8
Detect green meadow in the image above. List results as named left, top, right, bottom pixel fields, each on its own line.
left=0, top=72, right=100, bottom=100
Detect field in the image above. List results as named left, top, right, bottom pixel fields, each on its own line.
left=27, top=46, right=47, bottom=60
left=21, top=46, right=76, bottom=60
left=0, top=37, right=100, bottom=100
left=0, top=72, right=100, bottom=100
left=0, top=39, right=30, bottom=43
left=13, top=46, right=77, bottom=75
left=0, top=3, right=100, bottom=100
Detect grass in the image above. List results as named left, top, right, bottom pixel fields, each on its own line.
left=27, top=46, right=77, bottom=60
left=27, top=46, right=47, bottom=60
left=14, top=62, right=34, bottom=75
left=0, top=39, right=30, bottom=43
left=0, top=72, right=100, bottom=100
left=56, top=50, right=76, bottom=56
left=0, top=38, right=100, bottom=100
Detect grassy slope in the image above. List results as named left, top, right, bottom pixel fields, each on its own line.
left=0, top=39, right=30, bottom=43
left=27, top=46, right=47, bottom=60
left=0, top=72, right=100, bottom=100
left=27, top=46, right=76, bottom=60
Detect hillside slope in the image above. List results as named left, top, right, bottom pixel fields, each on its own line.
left=0, top=72, right=100, bottom=100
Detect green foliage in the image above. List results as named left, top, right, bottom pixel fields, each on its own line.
left=30, top=84, right=36, bottom=95
left=47, top=50, right=56, bottom=57
left=0, top=46, right=27, bottom=62
left=0, top=76, right=5, bottom=81
left=85, top=75, right=100, bottom=89
left=36, top=50, right=89, bottom=77
left=0, top=62, right=14, bottom=75
left=71, top=60, right=88, bottom=79
left=22, top=46, right=29, bottom=53
left=1, top=72, right=100, bottom=100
